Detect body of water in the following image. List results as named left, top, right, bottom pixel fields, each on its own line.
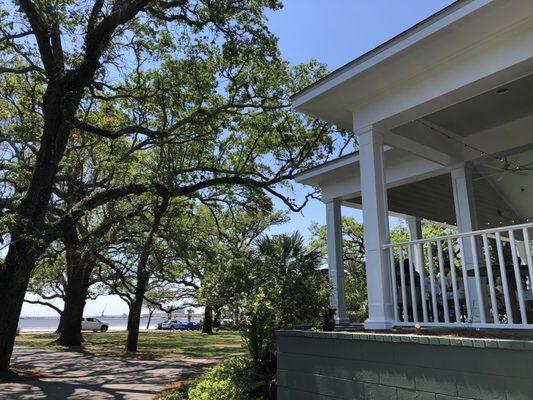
left=18, top=316, right=199, bottom=332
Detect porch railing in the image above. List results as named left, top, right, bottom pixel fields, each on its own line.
left=384, top=222, right=533, bottom=329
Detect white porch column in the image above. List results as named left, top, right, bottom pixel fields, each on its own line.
left=406, top=217, right=423, bottom=273
left=451, top=163, right=488, bottom=322
left=406, top=217, right=422, bottom=241
left=359, top=127, right=394, bottom=330
left=325, top=198, right=349, bottom=325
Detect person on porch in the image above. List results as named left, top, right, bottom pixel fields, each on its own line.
left=434, top=260, right=466, bottom=322
left=396, top=258, right=422, bottom=321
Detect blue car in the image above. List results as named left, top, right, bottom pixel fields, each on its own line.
left=180, top=321, right=200, bottom=331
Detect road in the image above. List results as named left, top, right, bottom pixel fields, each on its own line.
left=1, top=346, right=213, bottom=399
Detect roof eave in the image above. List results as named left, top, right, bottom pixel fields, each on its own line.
left=291, top=0, right=487, bottom=109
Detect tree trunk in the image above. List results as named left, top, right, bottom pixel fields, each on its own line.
left=126, top=197, right=169, bottom=352
left=126, top=275, right=148, bottom=352
left=56, top=226, right=95, bottom=346
left=0, top=239, right=37, bottom=376
left=0, top=0, right=147, bottom=369
left=57, top=273, right=92, bottom=345
left=55, top=313, right=64, bottom=334
left=213, top=309, right=221, bottom=329
left=127, top=307, right=134, bottom=332
left=146, top=309, right=154, bottom=330
left=0, top=82, right=84, bottom=374
left=126, top=301, right=142, bottom=352
left=202, top=306, right=214, bottom=334
left=57, top=291, right=86, bottom=346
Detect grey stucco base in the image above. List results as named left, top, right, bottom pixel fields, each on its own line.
left=276, top=330, right=533, bottom=400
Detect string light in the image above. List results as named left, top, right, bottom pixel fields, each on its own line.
left=415, top=120, right=528, bottom=170
left=484, top=217, right=533, bottom=226
left=412, top=119, right=533, bottom=228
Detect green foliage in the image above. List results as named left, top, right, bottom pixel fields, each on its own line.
left=161, top=384, right=191, bottom=400
left=1, top=0, right=347, bottom=274
left=194, top=231, right=329, bottom=398
left=310, top=217, right=367, bottom=322
left=0, top=0, right=352, bottom=373
left=187, top=358, right=259, bottom=400
left=161, top=358, right=264, bottom=400
left=239, top=232, right=329, bottom=387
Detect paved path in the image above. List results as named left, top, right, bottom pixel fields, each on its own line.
left=1, top=346, right=213, bottom=399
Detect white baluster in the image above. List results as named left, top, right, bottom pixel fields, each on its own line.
left=416, top=243, right=428, bottom=322
left=470, top=235, right=486, bottom=324
left=522, top=228, right=533, bottom=295
left=458, top=239, right=472, bottom=321
left=509, top=230, right=527, bottom=324
left=447, top=239, right=461, bottom=323
left=389, top=247, right=399, bottom=323
left=427, top=243, right=439, bottom=322
left=408, top=244, right=418, bottom=323
left=437, top=240, right=450, bottom=324
left=495, top=232, right=513, bottom=324
left=399, top=247, right=408, bottom=322
left=482, top=234, right=499, bottom=324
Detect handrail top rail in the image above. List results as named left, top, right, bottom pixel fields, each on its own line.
left=384, top=221, right=533, bottom=249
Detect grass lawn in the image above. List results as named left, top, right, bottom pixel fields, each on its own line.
left=15, top=330, right=246, bottom=360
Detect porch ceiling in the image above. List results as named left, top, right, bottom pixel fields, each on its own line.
left=380, top=71, right=533, bottom=170
left=422, top=74, right=533, bottom=138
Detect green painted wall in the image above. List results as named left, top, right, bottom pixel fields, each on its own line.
left=277, top=330, right=533, bottom=400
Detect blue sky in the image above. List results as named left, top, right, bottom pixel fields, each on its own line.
left=23, top=0, right=455, bottom=317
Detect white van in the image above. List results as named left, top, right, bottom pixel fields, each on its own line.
left=81, top=317, right=109, bottom=332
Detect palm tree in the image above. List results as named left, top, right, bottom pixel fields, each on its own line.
left=243, top=232, right=329, bottom=385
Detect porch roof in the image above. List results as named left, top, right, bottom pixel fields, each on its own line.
left=294, top=0, right=533, bottom=227
left=291, top=0, right=533, bottom=154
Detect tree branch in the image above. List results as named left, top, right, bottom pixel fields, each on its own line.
left=18, top=0, right=58, bottom=77
left=23, top=299, right=63, bottom=315
left=0, top=65, right=43, bottom=75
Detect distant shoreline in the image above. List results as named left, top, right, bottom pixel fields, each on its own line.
left=18, top=315, right=201, bottom=332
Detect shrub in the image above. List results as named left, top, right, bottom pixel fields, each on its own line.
left=161, top=358, right=263, bottom=400
left=188, top=358, right=259, bottom=400
left=160, top=383, right=192, bottom=400
left=16, top=327, right=20, bottom=336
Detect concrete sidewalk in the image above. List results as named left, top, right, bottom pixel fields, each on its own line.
left=1, top=346, right=212, bottom=399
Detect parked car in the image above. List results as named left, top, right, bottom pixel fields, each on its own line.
left=161, top=320, right=183, bottom=330
left=181, top=321, right=200, bottom=331
left=81, top=317, right=109, bottom=332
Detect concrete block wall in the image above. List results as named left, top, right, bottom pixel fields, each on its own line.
left=277, top=330, right=533, bottom=400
